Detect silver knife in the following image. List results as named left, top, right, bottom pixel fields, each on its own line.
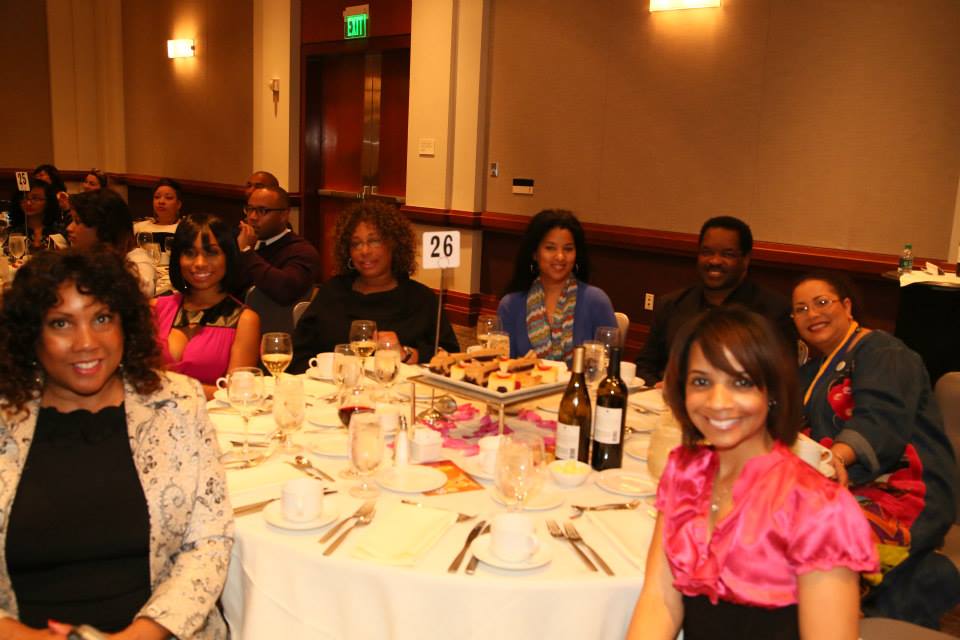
left=233, top=489, right=338, bottom=517
left=465, top=524, right=490, bottom=574
left=448, top=520, right=486, bottom=573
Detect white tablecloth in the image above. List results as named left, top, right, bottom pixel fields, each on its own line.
left=214, top=377, right=660, bottom=640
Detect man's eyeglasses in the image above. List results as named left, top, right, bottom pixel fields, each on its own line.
left=243, top=206, right=286, bottom=217
left=791, top=297, right=839, bottom=317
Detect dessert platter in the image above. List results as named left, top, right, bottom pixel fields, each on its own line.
left=415, top=348, right=570, bottom=404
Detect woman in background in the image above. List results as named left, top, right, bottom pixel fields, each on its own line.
left=67, top=188, right=156, bottom=297
left=498, top=209, right=616, bottom=363
left=628, top=306, right=875, bottom=640
left=792, top=271, right=960, bottom=628
left=0, top=249, right=231, bottom=639
left=134, top=178, right=184, bottom=294
left=291, top=200, right=459, bottom=372
left=82, top=168, right=108, bottom=192
left=153, top=213, right=260, bottom=399
left=19, top=181, right=67, bottom=251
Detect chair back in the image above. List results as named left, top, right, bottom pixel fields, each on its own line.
left=615, top=312, right=629, bottom=348
left=245, top=285, right=314, bottom=336
left=293, top=300, right=312, bottom=327
left=935, top=371, right=960, bottom=523
left=895, top=282, right=960, bottom=386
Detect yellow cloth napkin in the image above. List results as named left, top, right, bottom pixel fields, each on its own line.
left=586, top=509, right=653, bottom=568
left=352, top=502, right=458, bottom=566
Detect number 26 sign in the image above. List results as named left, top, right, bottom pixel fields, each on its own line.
left=421, top=231, right=461, bottom=270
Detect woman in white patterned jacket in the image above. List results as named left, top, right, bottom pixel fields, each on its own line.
left=0, top=249, right=232, bottom=640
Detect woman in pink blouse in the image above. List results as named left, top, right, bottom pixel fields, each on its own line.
left=627, top=306, right=877, bottom=640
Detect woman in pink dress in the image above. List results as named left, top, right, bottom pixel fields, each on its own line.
left=627, top=306, right=876, bottom=640
left=153, top=214, right=260, bottom=399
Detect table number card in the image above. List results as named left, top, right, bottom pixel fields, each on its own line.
left=15, top=171, right=29, bottom=191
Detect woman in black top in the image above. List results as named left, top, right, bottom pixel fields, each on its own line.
left=291, top=201, right=459, bottom=373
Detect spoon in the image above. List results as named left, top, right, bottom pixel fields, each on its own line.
left=294, top=455, right=335, bottom=482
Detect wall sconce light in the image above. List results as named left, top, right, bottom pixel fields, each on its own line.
left=167, top=39, right=195, bottom=58
left=650, top=0, right=722, bottom=11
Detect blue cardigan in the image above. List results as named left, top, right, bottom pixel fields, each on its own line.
left=496, top=281, right=617, bottom=362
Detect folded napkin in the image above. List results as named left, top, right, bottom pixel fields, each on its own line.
left=210, top=412, right=278, bottom=443
left=586, top=509, right=654, bottom=568
left=352, top=501, right=458, bottom=566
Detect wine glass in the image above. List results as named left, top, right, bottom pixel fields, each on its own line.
left=273, top=374, right=305, bottom=453
left=487, top=330, right=510, bottom=358
left=338, top=382, right=375, bottom=427
left=349, top=320, right=377, bottom=387
left=374, top=334, right=402, bottom=401
left=476, top=314, right=499, bottom=348
left=348, top=412, right=384, bottom=498
left=595, top=326, right=621, bottom=353
left=494, top=432, right=546, bottom=511
left=7, top=234, right=26, bottom=263
left=224, top=367, right=265, bottom=467
left=261, top=332, right=293, bottom=377
left=581, top=340, right=607, bottom=413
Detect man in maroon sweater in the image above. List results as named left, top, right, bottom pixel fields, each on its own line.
left=236, top=185, right=321, bottom=305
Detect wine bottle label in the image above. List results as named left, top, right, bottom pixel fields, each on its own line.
left=594, top=407, right=623, bottom=444
left=556, top=421, right=581, bottom=460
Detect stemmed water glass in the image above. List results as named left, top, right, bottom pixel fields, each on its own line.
left=494, top=432, right=546, bottom=511
left=273, top=374, right=305, bottom=453
left=476, top=314, right=499, bottom=349
left=349, top=320, right=377, bottom=387
left=487, top=331, right=510, bottom=358
left=261, top=332, right=293, bottom=378
left=348, top=412, right=384, bottom=498
left=331, top=343, right=359, bottom=402
left=7, top=234, right=26, bottom=263
left=224, top=367, right=266, bottom=467
left=374, top=333, right=402, bottom=401
left=136, top=231, right=153, bottom=249
left=581, top=340, right=607, bottom=413
left=595, top=326, right=621, bottom=353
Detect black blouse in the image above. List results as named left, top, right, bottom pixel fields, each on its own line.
left=6, top=404, right=151, bottom=632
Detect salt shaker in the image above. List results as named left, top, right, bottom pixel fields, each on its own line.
left=394, top=415, right=410, bottom=466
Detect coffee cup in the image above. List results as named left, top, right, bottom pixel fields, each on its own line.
left=490, top=513, right=539, bottom=563
left=793, top=435, right=834, bottom=471
left=619, top=361, right=637, bottom=385
left=478, top=435, right=500, bottom=474
left=281, top=477, right=325, bottom=522
left=308, top=352, right=335, bottom=378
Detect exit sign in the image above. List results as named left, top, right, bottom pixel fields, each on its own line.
left=344, top=5, right=369, bottom=39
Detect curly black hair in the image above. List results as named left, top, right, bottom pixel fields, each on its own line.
left=69, top=188, right=134, bottom=249
left=503, top=209, right=591, bottom=294
left=333, top=201, right=416, bottom=279
left=0, top=249, right=162, bottom=412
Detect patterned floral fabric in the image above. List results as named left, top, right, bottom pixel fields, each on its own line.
left=0, top=372, right=233, bottom=639
left=525, top=275, right=578, bottom=362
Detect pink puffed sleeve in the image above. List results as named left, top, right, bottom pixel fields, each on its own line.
left=787, top=471, right=879, bottom=576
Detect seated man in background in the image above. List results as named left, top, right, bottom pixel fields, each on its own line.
left=634, top=215, right=794, bottom=385
left=243, top=170, right=279, bottom=200
left=236, top=185, right=322, bottom=305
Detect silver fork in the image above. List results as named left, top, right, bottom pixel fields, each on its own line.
left=323, top=509, right=375, bottom=555
left=564, top=522, right=614, bottom=576
left=570, top=499, right=642, bottom=519
left=320, top=501, right=375, bottom=543
left=546, top=519, right=596, bottom=572
left=401, top=499, right=475, bottom=523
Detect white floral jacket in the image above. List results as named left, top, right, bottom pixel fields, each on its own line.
left=0, top=372, right=233, bottom=639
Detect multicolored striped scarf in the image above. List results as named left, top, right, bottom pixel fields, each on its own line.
left=526, top=275, right=578, bottom=361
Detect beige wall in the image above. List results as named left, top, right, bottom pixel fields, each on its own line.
left=0, top=2, right=53, bottom=168
left=122, top=0, right=253, bottom=183
left=484, top=0, right=960, bottom=258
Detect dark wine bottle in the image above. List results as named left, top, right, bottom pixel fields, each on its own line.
left=591, top=346, right=627, bottom=471
left=556, top=346, right=591, bottom=463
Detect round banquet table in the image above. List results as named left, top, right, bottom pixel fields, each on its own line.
left=214, top=372, right=662, bottom=640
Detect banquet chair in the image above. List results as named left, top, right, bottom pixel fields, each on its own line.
left=292, top=299, right=311, bottom=327
left=859, top=617, right=955, bottom=639
left=615, top=312, right=629, bottom=348
left=245, top=285, right=315, bottom=335
left=894, top=282, right=960, bottom=386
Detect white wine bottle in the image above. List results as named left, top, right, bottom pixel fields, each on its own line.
left=556, top=346, right=591, bottom=463
left=591, top=346, right=627, bottom=471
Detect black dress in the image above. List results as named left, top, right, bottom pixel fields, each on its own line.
left=6, top=405, right=151, bottom=632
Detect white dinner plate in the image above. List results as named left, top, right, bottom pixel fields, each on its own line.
left=376, top=465, right=448, bottom=493
left=471, top=533, right=553, bottom=570
left=459, top=457, right=494, bottom=481
left=490, top=488, right=564, bottom=511
left=262, top=500, right=338, bottom=531
left=624, top=437, right=650, bottom=461
left=595, top=469, right=656, bottom=497
left=305, top=405, right=341, bottom=428
left=305, top=432, right=349, bottom=458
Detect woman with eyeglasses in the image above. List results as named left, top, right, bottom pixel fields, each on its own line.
left=289, top=201, right=459, bottom=373
left=15, top=181, right=68, bottom=253
left=792, top=271, right=960, bottom=628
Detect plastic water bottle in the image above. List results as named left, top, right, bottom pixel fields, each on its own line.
left=898, top=243, right=913, bottom=276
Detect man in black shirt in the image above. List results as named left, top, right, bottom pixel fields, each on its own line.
left=634, top=216, right=794, bottom=385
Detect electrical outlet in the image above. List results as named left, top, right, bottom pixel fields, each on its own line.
left=644, top=293, right=655, bottom=311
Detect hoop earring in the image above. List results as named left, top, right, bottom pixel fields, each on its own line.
left=529, top=262, right=538, bottom=274
left=348, top=258, right=356, bottom=271
left=574, top=263, right=580, bottom=274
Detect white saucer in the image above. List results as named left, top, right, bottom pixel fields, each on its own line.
left=305, top=406, right=341, bottom=428
left=305, top=367, right=334, bottom=382
left=376, top=465, right=448, bottom=493
left=595, top=469, right=656, bottom=497
left=305, top=432, right=349, bottom=457
left=471, top=533, right=552, bottom=570
left=262, top=500, right=338, bottom=530
left=459, top=457, right=494, bottom=481
left=490, top=488, right=564, bottom=511
left=624, top=437, right=650, bottom=461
